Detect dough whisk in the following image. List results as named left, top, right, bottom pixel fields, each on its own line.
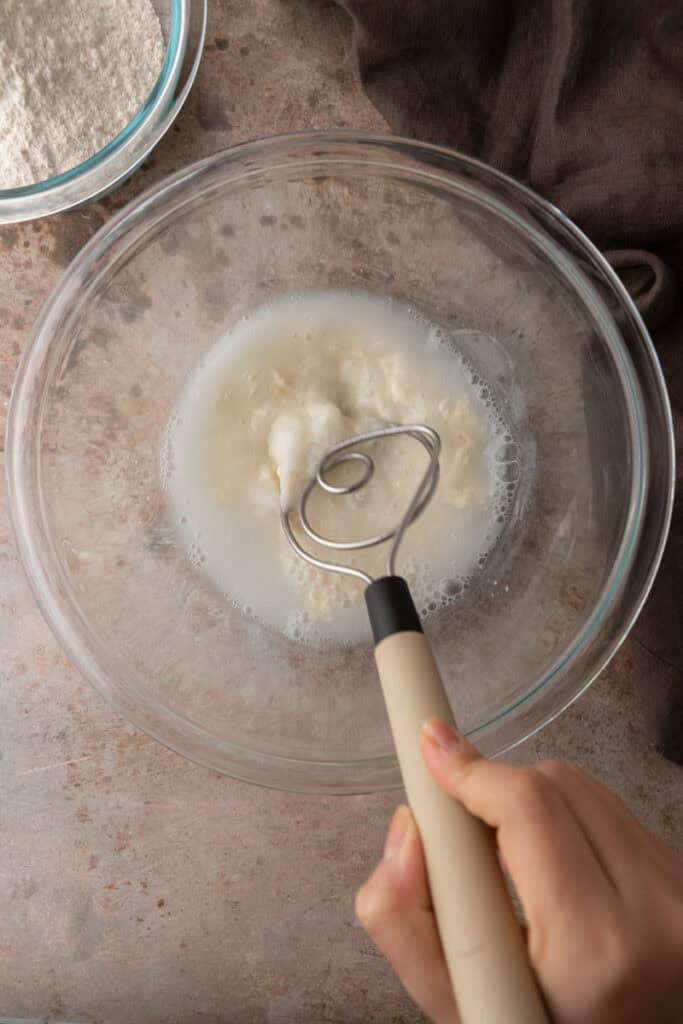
left=282, top=423, right=548, bottom=1024
left=281, top=423, right=440, bottom=584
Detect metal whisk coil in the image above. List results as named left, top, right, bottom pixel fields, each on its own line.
left=281, top=423, right=441, bottom=585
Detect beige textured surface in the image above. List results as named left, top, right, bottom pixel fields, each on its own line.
left=0, top=2, right=681, bottom=1022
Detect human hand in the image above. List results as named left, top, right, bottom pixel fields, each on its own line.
left=356, top=719, right=683, bottom=1024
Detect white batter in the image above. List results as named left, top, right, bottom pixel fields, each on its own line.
left=163, top=291, right=515, bottom=644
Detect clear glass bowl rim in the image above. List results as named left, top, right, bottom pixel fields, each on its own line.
left=6, top=130, right=675, bottom=793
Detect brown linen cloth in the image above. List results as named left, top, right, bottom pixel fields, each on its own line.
left=334, top=0, right=683, bottom=760
left=337, top=0, right=683, bottom=326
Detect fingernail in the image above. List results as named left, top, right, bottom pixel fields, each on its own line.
left=383, top=804, right=411, bottom=861
left=421, top=717, right=464, bottom=755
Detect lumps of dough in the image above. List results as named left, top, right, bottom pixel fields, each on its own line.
left=163, top=291, right=515, bottom=645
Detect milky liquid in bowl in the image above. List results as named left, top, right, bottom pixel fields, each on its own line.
left=162, top=290, right=519, bottom=645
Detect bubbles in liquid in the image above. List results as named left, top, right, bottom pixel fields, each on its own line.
left=188, top=541, right=206, bottom=569
left=495, top=442, right=520, bottom=463
left=283, top=606, right=330, bottom=645
left=159, top=427, right=177, bottom=488
left=497, top=462, right=520, bottom=483
left=400, top=380, right=518, bottom=619
left=441, top=577, right=464, bottom=598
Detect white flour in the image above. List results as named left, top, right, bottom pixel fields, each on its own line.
left=0, top=0, right=165, bottom=189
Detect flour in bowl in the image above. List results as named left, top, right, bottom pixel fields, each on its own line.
left=162, top=291, right=518, bottom=645
left=0, top=0, right=164, bottom=189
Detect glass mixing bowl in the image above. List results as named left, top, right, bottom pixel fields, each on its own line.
left=6, top=132, right=674, bottom=793
left=0, top=0, right=206, bottom=225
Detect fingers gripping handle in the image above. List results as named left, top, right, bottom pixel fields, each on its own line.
left=366, top=577, right=550, bottom=1024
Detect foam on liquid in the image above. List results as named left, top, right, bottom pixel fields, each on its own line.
left=162, top=291, right=519, bottom=645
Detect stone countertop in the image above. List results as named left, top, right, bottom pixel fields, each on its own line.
left=0, top=2, right=681, bottom=1022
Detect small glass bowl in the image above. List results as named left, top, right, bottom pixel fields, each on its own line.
left=0, top=0, right=206, bottom=225
left=6, top=132, right=675, bottom=793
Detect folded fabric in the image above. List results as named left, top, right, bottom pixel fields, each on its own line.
left=337, top=0, right=683, bottom=327
left=334, top=0, right=683, bottom=762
